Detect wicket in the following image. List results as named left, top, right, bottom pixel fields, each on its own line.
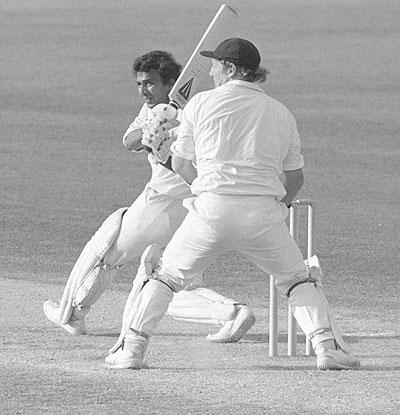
left=269, top=199, right=316, bottom=357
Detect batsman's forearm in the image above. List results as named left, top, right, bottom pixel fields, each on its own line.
left=123, top=129, right=143, bottom=151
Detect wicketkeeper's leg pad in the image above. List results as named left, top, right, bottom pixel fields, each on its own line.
left=286, top=255, right=323, bottom=297
left=287, top=257, right=348, bottom=353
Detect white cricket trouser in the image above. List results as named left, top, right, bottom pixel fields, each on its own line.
left=105, top=186, right=187, bottom=266
left=158, top=193, right=308, bottom=293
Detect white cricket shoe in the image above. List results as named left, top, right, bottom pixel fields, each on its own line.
left=207, top=305, right=255, bottom=343
left=317, top=346, right=360, bottom=370
left=43, top=299, right=86, bottom=336
left=105, top=333, right=148, bottom=369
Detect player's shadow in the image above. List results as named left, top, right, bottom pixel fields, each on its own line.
left=91, top=331, right=208, bottom=338
left=142, top=365, right=319, bottom=371
left=343, top=333, right=400, bottom=341
left=101, top=363, right=400, bottom=371
left=245, top=332, right=400, bottom=343
left=92, top=332, right=126, bottom=338
left=90, top=332, right=400, bottom=344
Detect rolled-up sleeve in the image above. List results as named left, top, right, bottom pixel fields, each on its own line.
left=122, top=104, right=148, bottom=152
left=283, top=115, right=304, bottom=171
left=170, top=100, right=196, bottom=161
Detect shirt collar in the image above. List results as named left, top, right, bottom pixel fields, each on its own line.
left=222, top=79, right=264, bottom=92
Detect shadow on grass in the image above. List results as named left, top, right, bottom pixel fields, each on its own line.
left=354, top=365, right=400, bottom=371
left=342, top=334, right=400, bottom=345
left=90, top=331, right=400, bottom=343
left=142, top=365, right=318, bottom=371
left=102, top=363, right=400, bottom=372
left=91, top=331, right=209, bottom=338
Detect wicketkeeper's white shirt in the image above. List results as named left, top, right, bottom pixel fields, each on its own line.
left=123, top=104, right=192, bottom=200
left=171, top=80, right=304, bottom=200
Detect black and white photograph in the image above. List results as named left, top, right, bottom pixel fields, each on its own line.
left=1, top=0, right=399, bottom=413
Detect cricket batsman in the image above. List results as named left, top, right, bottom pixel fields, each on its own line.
left=43, top=50, right=255, bottom=344
left=105, top=39, right=361, bottom=371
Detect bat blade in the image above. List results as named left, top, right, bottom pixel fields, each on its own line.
left=169, top=4, right=239, bottom=108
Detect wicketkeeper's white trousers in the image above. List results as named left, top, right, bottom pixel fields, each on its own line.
left=158, top=193, right=308, bottom=294
left=148, top=193, right=339, bottom=347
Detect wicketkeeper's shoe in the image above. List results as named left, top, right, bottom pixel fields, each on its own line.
left=43, top=299, right=86, bottom=336
left=207, top=305, right=255, bottom=343
left=105, top=332, right=148, bottom=369
left=316, top=341, right=360, bottom=370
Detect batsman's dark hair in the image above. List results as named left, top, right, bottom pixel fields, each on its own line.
left=133, top=51, right=182, bottom=85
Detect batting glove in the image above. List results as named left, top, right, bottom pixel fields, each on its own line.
left=142, top=104, right=180, bottom=164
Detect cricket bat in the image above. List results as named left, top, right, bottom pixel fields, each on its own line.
left=169, top=4, right=239, bottom=109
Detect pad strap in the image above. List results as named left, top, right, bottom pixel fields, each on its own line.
left=129, top=328, right=149, bottom=340
left=308, top=328, right=332, bottom=340
left=287, top=263, right=322, bottom=298
left=150, top=274, right=175, bottom=292
left=287, top=279, right=316, bottom=298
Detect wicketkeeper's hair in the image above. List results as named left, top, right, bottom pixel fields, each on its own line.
left=133, top=51, right=182, bottom=85
left=221, top=60, right=269, bottom=83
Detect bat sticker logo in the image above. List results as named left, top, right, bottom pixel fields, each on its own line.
left=177, top=77, right=194, bottom=101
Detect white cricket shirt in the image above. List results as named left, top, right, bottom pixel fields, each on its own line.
left=123, top=104, right=192, bottom=200
left=171, top=80, right=304, bottom=200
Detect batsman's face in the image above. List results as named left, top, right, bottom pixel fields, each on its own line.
left=209, top=59, right=230, bottom=87
left=136, top=70, right=172, bottom=108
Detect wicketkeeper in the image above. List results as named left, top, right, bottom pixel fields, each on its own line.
left=105, top=39, right=361, bottom=371
left=43, top=50, right=255, bottom=344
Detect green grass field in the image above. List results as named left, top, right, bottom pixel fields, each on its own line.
left=1, top=1, right=399, bottom=413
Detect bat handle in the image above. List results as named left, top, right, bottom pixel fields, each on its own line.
left=169, top=100, right=181, bottom=110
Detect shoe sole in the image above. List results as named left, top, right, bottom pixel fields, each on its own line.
left=317, top=358, right=361, bottom=371
left=208, top=311, right=256, bottom=343
left=59, top=323, right=86, bottom=336
left=105, top=358, right=145, bottom=370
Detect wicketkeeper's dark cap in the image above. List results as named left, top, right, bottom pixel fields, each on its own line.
left=200, top=38, right=260, bottom=70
